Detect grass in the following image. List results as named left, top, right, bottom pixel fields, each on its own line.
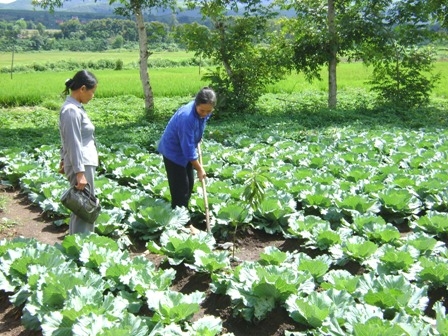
left=0, top=50, right=194, bottom=69
left=1, top=49, right=446, bottom=107
left=1, top=61, right=447, bottom=107
left=1, top=49, right=447, bottom=336
left=0, top=194, right=7, bottom=212
left=0, top=194, right=18, bottom=235
left=1, top=87, right=447, bottom=152
left=0, top=67, right=209, bottom=106
left=267, top=61, right=448, bottom=99
left=0, top=218, right=18, bottom=234
left=0, top=51, right=447, bottom=150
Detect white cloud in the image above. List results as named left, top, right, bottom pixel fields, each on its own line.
left=0, top=0, right=16, bottom=3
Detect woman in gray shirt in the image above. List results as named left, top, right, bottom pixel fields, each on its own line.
left=59, top=70, right=98, bottom=234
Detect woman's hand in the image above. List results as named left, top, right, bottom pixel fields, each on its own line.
left=191, top=159, right=206, bottom=181
left=197, top=167, right=207, bottom=181
left=58, top=160, right=65, bottom=174
left=76, top=172, right=88, bottom=190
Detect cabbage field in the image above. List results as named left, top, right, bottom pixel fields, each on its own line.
left=1, top=93, right=448, bottom=335
left=1, top=48, right=448, bottom=334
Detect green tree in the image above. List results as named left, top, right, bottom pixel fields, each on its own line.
left=15, top=19, right=27, bottom=30
left=274, top=0, right=391, bottom=109
left=183, top=0, right=285, bottom=113
left=59, top=18, right=83, bottom=39
left=30, top=34, right=45, bottom=51
left=84, top=18, right=132, bottom=39
left=399, top=0, right=447, bottom=29
left=36, top=23, right=46, bottom=36
left=146, top=21, right=169, bottom=44
left=368, top=44, right=440, bottom=108
left=358, top=1, right=442, bottom=108
left=274, top=0, right=441, bottom=109
left=112, top=34, right=125, bottom=49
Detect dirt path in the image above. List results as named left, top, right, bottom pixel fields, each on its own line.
left=0, top=188, right=68, bottom=244
left=0, top=188, right=68, bottom=336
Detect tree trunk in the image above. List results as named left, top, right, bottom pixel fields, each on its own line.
left=134, top=3, right=154, bottom=114
left=216, top=21, right=233, bottom=79
left=327, top=0, right=337, bottom=109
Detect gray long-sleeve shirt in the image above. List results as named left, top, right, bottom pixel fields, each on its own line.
left=59, top=96, right=98, bottom=173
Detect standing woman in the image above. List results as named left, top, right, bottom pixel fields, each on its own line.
left=158, top=87, right=217, bottom=209
left=59, top=70, right=99, bottom=234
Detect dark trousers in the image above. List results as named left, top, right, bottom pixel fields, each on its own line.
left=163, top=156, right=194, bottom=209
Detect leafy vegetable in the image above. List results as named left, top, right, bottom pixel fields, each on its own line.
left=356, top=273, right=428, bottom=317
left=413, top=211, right=448, bottom=235
left=146, top=290, right=205, bottom=324
left=147, top=229, right=216, bottom=265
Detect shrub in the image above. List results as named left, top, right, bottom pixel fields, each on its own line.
left=369, top=45, right=441, bottom=108
left=115, top=59, right=123, bottom=71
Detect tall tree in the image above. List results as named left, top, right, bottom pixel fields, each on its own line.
left=327, top=0, right=337, bottom=108
left=33, top=0, right=177, bottom=115
left=274, top=0, right=392, bottom=109
left=359, top=1, right=441, bottom=108
left=274, top=0, right=442, bottom=109
left=183, top=0, right=285, bottom=113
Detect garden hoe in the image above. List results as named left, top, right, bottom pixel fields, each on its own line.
left=198, top=142, right=211, bottom=233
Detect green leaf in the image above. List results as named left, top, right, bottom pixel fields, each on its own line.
left=316, top=230, right=341, bottom=250
left=214, top=203, right=252, bottom=226
left=186, top=315, right=223, bottom=336
left=190, top=250, right=230, bottom=273
left=419, top=256, right=448, bottom=286
left=146, top=290, right=205, bottom=324
left=352, top=317, right=408, bottom=336
left=336, top=194, right=381, bottom=215
left=379, top=188, right=422, bottom=216
left=298, top=259, right=329, bottom=280
left=357, top=274, right=428, bottom=315
left=148, top=229, right=215, bottom=265
left=321, top=270, right=359, bottom=293
left=406, top=233, right=438, bottom=253
left=414, top=211, right=448, bottom=235
left=434, top=301, right=448, bottom=335
left=259, top=246, right=289, bottom=266
left=285, top=292, right=331, bottom=328
left=380, top=249, right=414, bottom=272
left=343, top=237, right=378, bottom=262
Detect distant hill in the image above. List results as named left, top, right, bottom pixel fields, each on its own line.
left=0, top=0, right=291, bottom=28
left=0, top=0, right=206, bottom=28
left=0, top=0, right=118, bottom=13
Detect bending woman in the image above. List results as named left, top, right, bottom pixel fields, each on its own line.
left=158, top=87, right=217, bottom=209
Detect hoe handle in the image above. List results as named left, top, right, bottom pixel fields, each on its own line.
left=198, top=143, right=210, bottom=233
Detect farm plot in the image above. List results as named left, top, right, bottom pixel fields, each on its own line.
left=1, top=124, right=448, bottom=335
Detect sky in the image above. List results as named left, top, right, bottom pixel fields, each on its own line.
left=0, top=0, right=16, bottom=3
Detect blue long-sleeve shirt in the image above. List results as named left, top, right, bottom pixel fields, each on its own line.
left=157, top=100, right=210, bottom=167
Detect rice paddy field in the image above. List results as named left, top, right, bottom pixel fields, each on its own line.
left=0, top=50, right=446, bottom=107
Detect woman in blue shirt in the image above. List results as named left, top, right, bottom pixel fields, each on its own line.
left=158, top=87, right=217, bottom=209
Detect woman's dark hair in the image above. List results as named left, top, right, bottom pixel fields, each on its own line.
left=62, top=70, right=97, bottom=96
left=195, top=87, right=217, bottom=106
